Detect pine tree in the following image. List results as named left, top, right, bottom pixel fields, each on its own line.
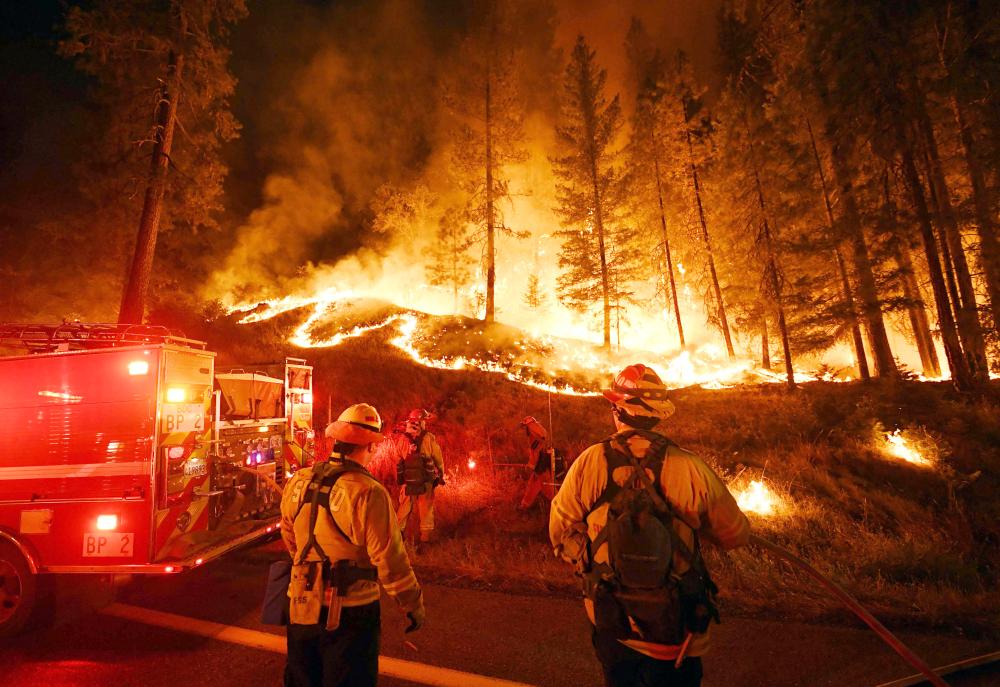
left=444, top=0, right=528, bottom=323
left=61, top=0, right=247, bottom=324
left=426, top=207, right=474, bottom=314
left=624, top=20, right=686, bottom=348
left=551, top=36, right=631, bottom=350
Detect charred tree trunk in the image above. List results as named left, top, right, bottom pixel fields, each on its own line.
left=914, top=96, right=988, bottom=380
left=118, top=48, right=184, bottom=324
left=653, top=152, right=685, bottom=347
left=895, top=125, right=973, bottom=390
left=745, top=118, right=794, bottom=389
left=825, top=133, right=898, bottom=379
left=687, top=130, right=735, bottom=358
left=760, top=312, right=771, bottom=370
left=884, top=170, right=941, bottom=377
left=936, top=27, right=1000, bottom=329
left=484, top=75, right=496, bottom=324
left=806, top=118, right=870, bottom=381
left=811, top=53, right=898, bottom=378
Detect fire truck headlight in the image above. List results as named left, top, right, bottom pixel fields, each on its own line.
left=166, top=387, right=186, bottom=403
left=302, top=392, right=313, bottom=404
left=128, top=361, right=149, bottom=376
left=96, top=514, right=119, bottom=531
left=167, top=446, right=186, bottom=460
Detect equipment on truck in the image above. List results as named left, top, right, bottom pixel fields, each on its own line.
left=0, top=322, right=315, bottom=637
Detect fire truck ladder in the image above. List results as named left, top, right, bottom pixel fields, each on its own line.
left=0, top=322, right=207, bottom=353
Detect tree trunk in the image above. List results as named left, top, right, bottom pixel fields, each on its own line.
left=592, top=172, right=612, bottom=349
left=653, top=152, right=685, bottom=347
left=484, top=75, right=496, bottom=324
left=935, top=28, right=1000, bottom=328
left=687, top=130, right=734, bottom=358
left=896, top=127, right=972, bottom=390
left=914, top=97, right=988, bottom=380
left=806, top=118, right=870, bottom=381
left=760, top=312, right=771, bottom=370
left=118, top=49, right=184, bottom=324
left=745, top=117, right=794, bottom=389
left=883, top=170, right=941, bottom=377
left=823, top=131, right=898, bottom=378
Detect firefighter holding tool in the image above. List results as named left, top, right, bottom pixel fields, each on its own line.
left=549, top=364, right=750, bottom=687
left=518, top=415, right=555, bottom=510
left=280, top=403, right=424, bottom=687
left=395, top=409, right=445, bottom=543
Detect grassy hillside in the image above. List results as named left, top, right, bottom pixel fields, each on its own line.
left=160, top=304, right=1000, bottom=636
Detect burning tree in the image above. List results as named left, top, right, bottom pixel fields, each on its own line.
left=60, top=0, right=247, bottom=324
left=426, top=207, right=474, bottom=314
left=444, top=0, right=529, bottom=324
left=552, top=36, right=633, bottom=351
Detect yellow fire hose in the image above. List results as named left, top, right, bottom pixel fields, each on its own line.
left=751, top=535, right=949, bottom=687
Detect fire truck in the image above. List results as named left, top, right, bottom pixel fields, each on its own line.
left=0, top=323, right=316, bottom=637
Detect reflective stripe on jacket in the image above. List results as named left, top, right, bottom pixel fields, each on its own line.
left=280, top=460, right=422, bottom=612
left=549, top=431, right=750, bottom=659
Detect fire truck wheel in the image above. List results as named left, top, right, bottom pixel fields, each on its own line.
left=0, top=541, right=36, bottom=638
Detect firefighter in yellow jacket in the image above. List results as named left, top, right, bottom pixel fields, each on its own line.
left=550, top=365, right=750, bottom=687
left=395, top=409, right=445, bottom=543
left=281, top=403, right=424, bottom=687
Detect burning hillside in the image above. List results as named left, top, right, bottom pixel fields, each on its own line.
left=228, top=291, right=849, bottom=396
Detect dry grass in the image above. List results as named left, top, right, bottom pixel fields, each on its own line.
left=159, top=305, right=1000, bottom=636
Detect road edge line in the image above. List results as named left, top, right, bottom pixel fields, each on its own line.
left=101, top=603, right=538, bottom=687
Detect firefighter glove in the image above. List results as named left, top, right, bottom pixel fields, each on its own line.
left=405, top=606, right=426, bottom=633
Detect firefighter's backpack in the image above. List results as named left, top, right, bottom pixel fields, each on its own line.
left=584, top=430, right=719, bottom=645
left=286, top=461, right=377, bottom=626
left=400, top=433, right=435, bottom=495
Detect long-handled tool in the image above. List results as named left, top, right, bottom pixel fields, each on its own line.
left=751, top=534, right=950, bottom=687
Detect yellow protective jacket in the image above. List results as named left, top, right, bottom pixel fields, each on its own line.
left=404, top=432, right=445, bottom=487
left=280, top=458, right=423, bottom=615
left=549, top=430, right=750, bottom=660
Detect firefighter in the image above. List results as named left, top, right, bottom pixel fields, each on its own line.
left=395, top=409, right=445, bottom=543
left=518, top=416, right=555, bottom=510
left=280, top=403, right=424, bottom=687
left=549, top=364, right=750, bottom=687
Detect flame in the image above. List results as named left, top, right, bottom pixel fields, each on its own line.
left=226, top=290, right=849, bottom=396
left=884, top=430, right=933, bottom=467
left=734, top=479, right=784, bottom=516
left=467, top=458, right=477, bottom=470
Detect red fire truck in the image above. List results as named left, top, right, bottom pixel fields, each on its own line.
left=0, top=323, right=316, bottom=636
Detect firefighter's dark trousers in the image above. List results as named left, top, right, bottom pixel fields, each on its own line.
left=592, top=626, right=703, bottom=687
left=285, top=602, right=380, bottom=687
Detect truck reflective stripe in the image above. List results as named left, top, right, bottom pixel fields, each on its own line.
left=0, top=462, right=150, bottom=480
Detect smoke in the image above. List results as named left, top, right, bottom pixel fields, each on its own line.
left=207, top=0, right=730, bottom=351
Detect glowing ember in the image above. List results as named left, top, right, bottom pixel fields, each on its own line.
left=884, top=430, right=933, bottom=467
left=734, top=479, right=781, bottom=516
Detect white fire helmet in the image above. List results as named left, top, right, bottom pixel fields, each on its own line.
left=326, top=403, right=383, bottom=445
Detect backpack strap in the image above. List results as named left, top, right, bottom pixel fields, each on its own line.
left=293, top=462, right=369, bottom=565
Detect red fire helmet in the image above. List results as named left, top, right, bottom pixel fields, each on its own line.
left=602, top=364, right=676, bottom=421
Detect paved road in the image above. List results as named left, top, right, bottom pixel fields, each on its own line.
left=1, top=538, right=996, bottom=686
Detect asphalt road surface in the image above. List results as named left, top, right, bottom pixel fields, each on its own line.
left=1, top=537, right=996, bottom=687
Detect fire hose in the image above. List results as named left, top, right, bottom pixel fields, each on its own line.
left=751, top=534, right=949, bottom=687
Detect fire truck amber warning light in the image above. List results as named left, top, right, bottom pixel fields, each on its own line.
left=166, top=387, right=186, bottom=403
left=128, top=360, right=149, bottom=376
left=96, top=514, right=118, bottom=531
